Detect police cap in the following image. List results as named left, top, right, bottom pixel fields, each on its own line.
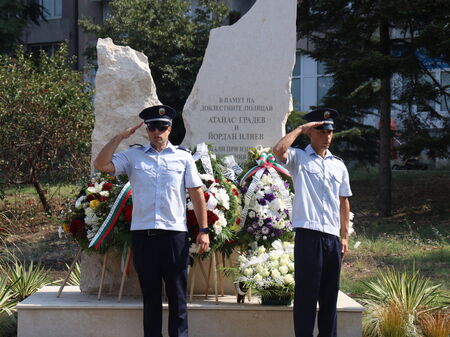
left=139, top=105, right=176, bottom=127
left=303, top=108, right=339, bottom=130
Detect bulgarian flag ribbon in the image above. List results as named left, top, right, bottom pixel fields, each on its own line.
left=240, top=153, right=290, bottom=186
left=88, top=182, right=132, bottom=250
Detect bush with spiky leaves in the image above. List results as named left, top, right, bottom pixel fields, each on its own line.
left=361, top=268, right=448, bottom=337
left=3, top=260, right=52, bottom=302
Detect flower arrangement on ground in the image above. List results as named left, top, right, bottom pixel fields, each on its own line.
left=238, top=146, right=294, bottom=248
left=62, top=173, right=132, bottom=253
left=187, top=143, right=241, bottom=257
left=236, top=240, right=295, bottom=304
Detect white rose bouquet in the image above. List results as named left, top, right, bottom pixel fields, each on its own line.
left=236, top=240, right=295, bottom=304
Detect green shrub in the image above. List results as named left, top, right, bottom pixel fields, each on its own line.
left=3, top=260, right=51, bottom=302
left=361, top=268, right=447, bottom=337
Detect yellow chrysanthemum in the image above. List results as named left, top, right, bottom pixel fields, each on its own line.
left=89, top=199, right=101, bottom=209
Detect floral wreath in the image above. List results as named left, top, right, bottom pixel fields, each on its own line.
left=62, top=173, right=132, bottom=253
left=187, top=143, right=241, bottom=257
left=237, top=146, right=294, bottom=248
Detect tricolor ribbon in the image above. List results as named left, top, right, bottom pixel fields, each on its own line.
left=239, top=153, right=290, bottom=186
left=88, top=182, right=132, bottom=249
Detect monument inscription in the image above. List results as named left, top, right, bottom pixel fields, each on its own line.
left=203, top=96, right=271, bottom=160
left=182, top=0, right=297, bottom=161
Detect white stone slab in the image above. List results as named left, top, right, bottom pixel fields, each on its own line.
left=17, top=286, right=364, bottom=337
left=182, top=0, right=297, bottom=162
left=90, top=37, right=160, bottom=166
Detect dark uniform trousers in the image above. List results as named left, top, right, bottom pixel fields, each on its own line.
left=132, top=230, right=190, bottom=337
left=294, top=228, right=342, bottom=337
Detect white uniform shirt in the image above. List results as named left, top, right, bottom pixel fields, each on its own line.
left=283, top=144, right=352, bottom=237
left=112, top=143, right=202, bottom=231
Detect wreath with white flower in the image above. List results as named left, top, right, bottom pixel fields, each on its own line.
left=237, top=146, right=294, bottom=248
left=236, top=240, right=295, bottom=300
left=62, top=173, right=132, bottom=253
left=187, top=143, right=241, bottom=257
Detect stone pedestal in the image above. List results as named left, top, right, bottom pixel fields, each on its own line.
left=17, top=286, right=364, bottom=337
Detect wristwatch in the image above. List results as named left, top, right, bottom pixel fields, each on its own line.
left=199, top=227, right=210, bottom=234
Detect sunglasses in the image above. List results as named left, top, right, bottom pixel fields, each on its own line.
left=147, top=124, right=170, bottom=132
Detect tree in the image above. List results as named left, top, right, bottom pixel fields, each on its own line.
left=0, top=0, right=44, bottom=54
left=79, top=0, right=230, bottom=144
left=0, top=44, right=94, bottom=214
left=297, top=0, right=450, bottom=216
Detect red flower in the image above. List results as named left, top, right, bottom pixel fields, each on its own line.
left=70, top=219, right=85, bottom=237
left=207, top=210, right=219, bottom=225
left=86, top=194, right=96, bottom=202
left=232, top=188, right=239, bottom=196
left=236, top=218, right=241, bottom=225
left=123, top=205, right=133, bottom=222
left=187, top=210, right=198, bottom=228
left=215, top=179, right=219, bottom=183
left=103, top=182, right=113, bottom=191
left=187, top=210, right=199, bottom=238
left=204, top=192, right=210, bottom=202
left=98, top=196, right=108, bottom=202
left=87, top=183, right=94, bottom=187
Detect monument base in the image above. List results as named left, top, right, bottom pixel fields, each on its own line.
left=17, top=286, right=364, bottom=337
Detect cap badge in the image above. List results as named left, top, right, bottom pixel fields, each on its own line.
left=323, top=110, right=331, bottom=119
left=159, top=108, right=166, bottom=115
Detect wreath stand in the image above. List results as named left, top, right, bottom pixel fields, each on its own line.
left=57, top=246, right=133, bottom=302
left=188, top=251, right=236, bottom=304
left=56, top=247, right=82, bottom=298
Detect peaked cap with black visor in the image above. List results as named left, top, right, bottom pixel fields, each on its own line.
left=139, top=105, right=176, bottom=131
left=303, top=108, right=339, bottom=130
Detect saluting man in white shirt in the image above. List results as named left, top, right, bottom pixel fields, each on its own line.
left=273, top=108, right=352, bottom=337
left=94, top=105, right=209, bottom=337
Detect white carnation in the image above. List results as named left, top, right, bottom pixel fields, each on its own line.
left=99, top=191, right=109, bottom=197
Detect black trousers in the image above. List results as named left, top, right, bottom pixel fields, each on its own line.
left=294, top=228, right=342, bottom=337
left=132, top=230, right=189, bottom=337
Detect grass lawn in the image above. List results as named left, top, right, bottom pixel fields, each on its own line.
left=341, top=168, right=450, bottom=299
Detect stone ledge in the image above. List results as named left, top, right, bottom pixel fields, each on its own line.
left=17, top=286, right=363, bottom=337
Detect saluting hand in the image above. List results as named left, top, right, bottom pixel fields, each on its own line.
left=299, top=121, right=325, bottom=136
left=119, top=122, right=144, bottom=140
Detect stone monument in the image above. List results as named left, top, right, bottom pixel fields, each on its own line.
left=182, top=0, right=297, bottom=162
left=90, top=38, right=161, bottom=166
left=81, top=38, right=162, bottom=295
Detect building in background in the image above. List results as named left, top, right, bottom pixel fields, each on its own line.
left=22, top=0, right=109, bottom=70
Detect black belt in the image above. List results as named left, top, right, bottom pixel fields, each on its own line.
left=134, top=229, right=167, bottom=236
left=134, top=229, right=182, bottom=237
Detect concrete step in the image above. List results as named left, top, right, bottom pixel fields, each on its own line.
left=17, top=286, right=364, bottom=337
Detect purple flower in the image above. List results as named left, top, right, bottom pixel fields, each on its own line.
left=247, top=227, right=254, bottom=233
left=263, top=218, right=272, bottom=225
left=263, top=169, right=269, bottom=175
left=258, top=198, right=267, bottom=206
left=284, top=181, right=290, bottom=189
left=264, top=193, right=276, bottom=202
left=241, top=186, right=248, bottom=194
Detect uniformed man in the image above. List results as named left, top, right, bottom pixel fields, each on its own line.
left=94, top=105, right=209, bottom=337
left=273, top=108, right=352, bottom=337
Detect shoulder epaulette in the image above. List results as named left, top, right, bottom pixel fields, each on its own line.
left=333, top=155, right=344, bottom=162
left=176, top=145, right=192, bottom=153
left=129, top=144, right=144, bottom=148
